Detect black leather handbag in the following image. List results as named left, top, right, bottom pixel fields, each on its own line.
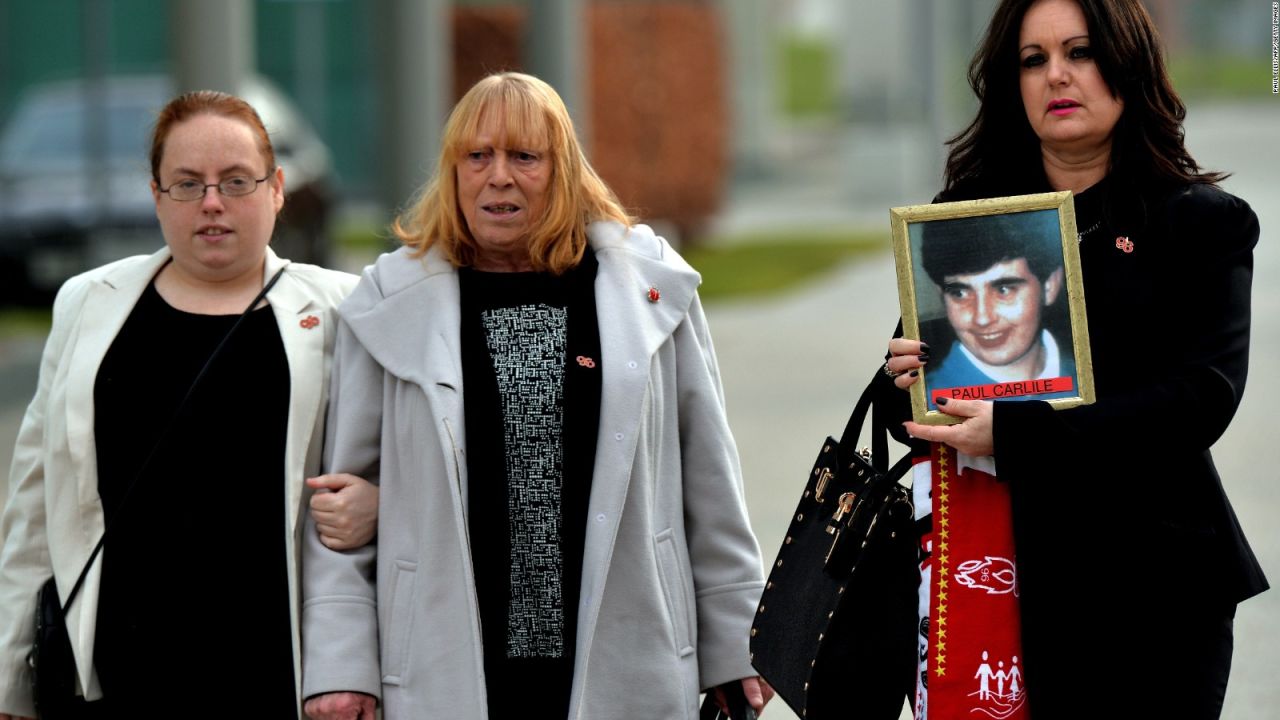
left=30, top=575, right=92, bottom=717
left=698, top=681, right=758, bottom=720
left=750, top=371, right=920, bottom=720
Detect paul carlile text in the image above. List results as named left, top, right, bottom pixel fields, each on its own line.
left=932, top=376, right=1074, bottom=403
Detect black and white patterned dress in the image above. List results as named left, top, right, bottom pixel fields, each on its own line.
left=460, top=250, right=602, bottom=718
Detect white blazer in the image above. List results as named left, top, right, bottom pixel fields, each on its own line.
left=0, top=246, right=357, bottom=717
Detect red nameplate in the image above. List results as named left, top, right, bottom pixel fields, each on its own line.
left=932, top=376, right=1073, bottom=404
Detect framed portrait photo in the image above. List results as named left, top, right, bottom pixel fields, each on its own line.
left=891, top=191, right=1096, bottom=425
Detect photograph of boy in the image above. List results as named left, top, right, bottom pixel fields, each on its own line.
left=914, top=210, right=1078, bottom=409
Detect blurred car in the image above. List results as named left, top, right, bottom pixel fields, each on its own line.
left=0, top=74, right=334, bottom=305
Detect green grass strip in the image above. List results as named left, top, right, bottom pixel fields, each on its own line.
left=333, top=221, right=890, bottom=303
left=1171, top=55, right=1273, bottom=99
left=683, top=231, right=886, bottom=302
left=0, top=308, right=52, bottom=337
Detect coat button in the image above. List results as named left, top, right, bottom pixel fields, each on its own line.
left=596, top=513, right=607, bottom=523
left=627, top=360, right=638, bottom=369
left=614, top=432, right=624, bottom=441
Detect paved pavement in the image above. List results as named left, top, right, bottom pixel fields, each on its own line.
left=1177, top=100, right=1279, bottom=720
left=0, top=101, right=1275, bottom=718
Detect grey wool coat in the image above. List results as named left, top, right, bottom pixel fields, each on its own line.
left=301, top=222, right=765, bottom=719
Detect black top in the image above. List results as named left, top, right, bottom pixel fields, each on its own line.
left=93, top=281, right=295, bottom=717
left=459, top=250, right=602, bottom=718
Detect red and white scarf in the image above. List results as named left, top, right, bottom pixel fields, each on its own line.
left=913, top=443, right=1028, bottom=720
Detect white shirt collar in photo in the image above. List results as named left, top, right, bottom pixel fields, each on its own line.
left=958, top=329, right=1060, bottom=384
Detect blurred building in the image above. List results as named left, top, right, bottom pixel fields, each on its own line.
left=0, top=0, right=1265, bottom=242
left=0, top=0, right=744, bottom=242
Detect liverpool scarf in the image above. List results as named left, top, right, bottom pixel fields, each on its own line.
left=913, top=443, right=1028, bottom=720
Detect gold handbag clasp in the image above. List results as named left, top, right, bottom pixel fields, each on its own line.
left=825, top=492, right=856, bottom=536
left=824, top=492, right=858, bottom=564
left=814, top=468, right=833, bottom=502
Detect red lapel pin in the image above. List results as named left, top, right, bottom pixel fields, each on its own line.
left=647, top=286, right=660, bottom=303
left=300, top=315, right=320, bottom=329
left=1115, top=236, right=1134, bottom=253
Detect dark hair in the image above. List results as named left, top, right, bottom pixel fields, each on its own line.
left=943, top=0, right=1224, bottom=195
left=150, top=90, right=276, bottom=183
left=920, top=213, right=1060, bottom=287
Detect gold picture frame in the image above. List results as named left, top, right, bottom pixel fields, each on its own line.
left=890, top=191, right=1096, bottom=425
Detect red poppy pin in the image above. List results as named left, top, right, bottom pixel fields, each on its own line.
left=1115, top=236, right=1134, bottom=253
left=647, top=286, right=660, bottom=303
left=300, top=315, right=320, bottom=329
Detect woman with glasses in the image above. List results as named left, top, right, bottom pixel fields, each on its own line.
left=0, top=90, right=377, bottom=719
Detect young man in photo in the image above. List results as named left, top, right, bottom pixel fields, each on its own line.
left=919, top=213, right=1077, bottom=406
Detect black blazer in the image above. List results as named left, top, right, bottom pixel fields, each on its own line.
left=996, top=179, right=1264, bottom=713
left=996, top=181, right=1264, bottom=587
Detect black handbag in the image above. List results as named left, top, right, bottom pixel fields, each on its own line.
left=698, top=680, right=758, bottom=720
left=25, top=267, right=285, bottom=716
left=30, top=576, right=91, bottom=717
left=750, top=371, right=920, bottom=719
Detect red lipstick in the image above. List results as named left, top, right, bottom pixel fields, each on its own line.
left=1047, top=97, right=1080, bottom=116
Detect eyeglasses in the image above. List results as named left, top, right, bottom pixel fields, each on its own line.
left=158, top=174, right=271, bottom=202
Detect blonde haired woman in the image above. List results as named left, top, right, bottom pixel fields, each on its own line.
left=302, top=72, right=769, bottom=720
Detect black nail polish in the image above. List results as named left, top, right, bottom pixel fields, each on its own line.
left=936, top=397, right=948, bottom=406
left=918, top=354, right=931, bottom=362
left=920, top=342, right=931, bottom=352
left=909, top=370, right=919, bottom=377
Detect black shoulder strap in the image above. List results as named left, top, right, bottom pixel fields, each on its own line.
left=837, top=368, right=913, bottom=482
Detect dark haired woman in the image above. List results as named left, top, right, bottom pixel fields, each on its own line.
left=881, top=0, right=1267, bottom=717
left=0, top=91, right=378, bottom=719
